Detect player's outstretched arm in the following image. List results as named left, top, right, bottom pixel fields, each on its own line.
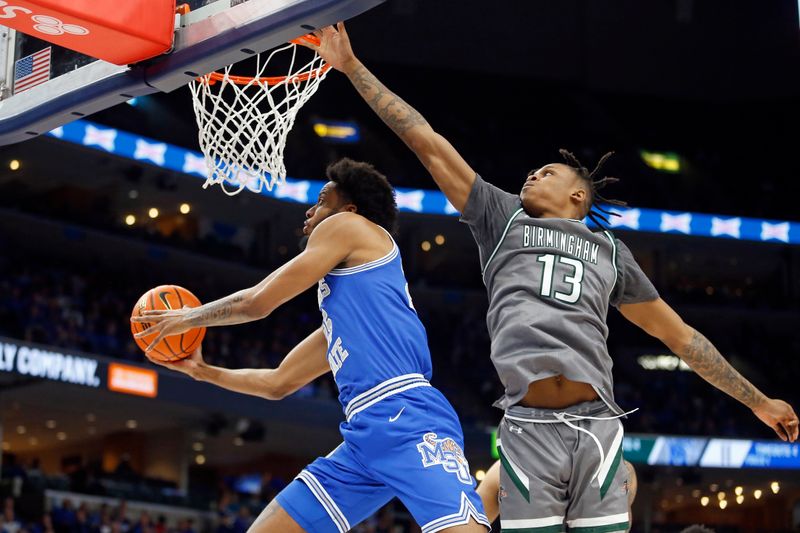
left=308, top=23, right=476, bottom=212
left=133, top=213, right=360, bottom=351
left=147, top=328, right=330, bottom=401
left=620, top=298, right=799, bottom=442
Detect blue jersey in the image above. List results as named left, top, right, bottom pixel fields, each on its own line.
left=317, top=234, right=433, bottom=419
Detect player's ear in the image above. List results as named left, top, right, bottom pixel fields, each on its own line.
left=570, top=187, right=586, bottom=205
left=343, top=203, right=358, bottom=214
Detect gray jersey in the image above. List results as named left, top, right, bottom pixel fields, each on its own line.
left=460, top=175, right=659, bottom=412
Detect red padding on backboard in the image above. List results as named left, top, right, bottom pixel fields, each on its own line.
left=0, top=0, right=176, bottom=65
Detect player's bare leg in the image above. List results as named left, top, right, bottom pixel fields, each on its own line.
left=477, top=461, right=501, bottom=522
left=248, top=499, right=306, bottom=533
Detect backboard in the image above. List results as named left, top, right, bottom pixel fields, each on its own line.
left=0, top=0, right=384, bottom=146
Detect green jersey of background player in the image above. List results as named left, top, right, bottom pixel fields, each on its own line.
left=306, top=23, right=799, bottom=533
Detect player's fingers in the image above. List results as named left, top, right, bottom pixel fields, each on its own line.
left=145, top=332, right=168, bottom=353
left=773, top=423, right=789, bottom=442
left=336, top=21, right=347, bottom=36
left=296, top=36, right=319, bottom=51
left=134, top=322, right=162, bottom=338
left=787, top=417, right=799, bottom=442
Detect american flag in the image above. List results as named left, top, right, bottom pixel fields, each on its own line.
left=14, top=47, right=52, bottom=94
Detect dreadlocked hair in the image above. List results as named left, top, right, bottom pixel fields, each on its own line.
left=558, top=148, right=626, bottom=228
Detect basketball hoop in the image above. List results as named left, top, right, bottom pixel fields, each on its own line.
left=189, top=35, right=329, bottom=195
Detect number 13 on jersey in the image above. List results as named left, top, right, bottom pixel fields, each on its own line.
left=536, top=254, right=584, bottom=303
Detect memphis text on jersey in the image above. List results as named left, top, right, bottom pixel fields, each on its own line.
left=318, top=280, right=350, bottom=376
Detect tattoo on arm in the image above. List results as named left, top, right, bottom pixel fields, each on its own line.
left=348, top=63, right=428, bottom=140
left=187, top=293, right=247, bottom=327
left=679, top=327, right=766, bottom=409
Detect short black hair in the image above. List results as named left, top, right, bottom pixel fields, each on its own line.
left=326, top=158, right=398, bottom=233
left=558, top=149, right=626, bottom=228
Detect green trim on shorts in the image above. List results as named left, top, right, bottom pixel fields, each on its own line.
left=600, top=446, right=624, bottom=500
left=498, top=447, right=530, bottom=502
left=501, top=525, right=565, bottom=533
left=568, top=521, right=629, bottom=533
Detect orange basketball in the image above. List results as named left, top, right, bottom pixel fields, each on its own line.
left=130, top=285, right=206, bottom=362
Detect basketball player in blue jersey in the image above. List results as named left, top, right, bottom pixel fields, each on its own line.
left=307, top=24, right=799, bottom=533
left=133, top=158, right=490, bottom=533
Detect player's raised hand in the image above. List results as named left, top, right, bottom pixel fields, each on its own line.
left=752, top=398, right=799, bottom=442
left=302, top=22, right=359, bottom=73
left=131, top=307, right=193, bottom=353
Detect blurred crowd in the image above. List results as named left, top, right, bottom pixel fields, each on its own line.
left=1, top=230, right=797, bottom=440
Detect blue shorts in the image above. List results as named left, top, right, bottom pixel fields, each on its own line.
left=276, top=385, right=490, bottom=533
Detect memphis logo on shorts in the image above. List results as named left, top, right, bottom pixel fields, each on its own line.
left=416, top=432, right=472, bottom=485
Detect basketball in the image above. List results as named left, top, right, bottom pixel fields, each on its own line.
left=130, top=285, right=206, bottom=362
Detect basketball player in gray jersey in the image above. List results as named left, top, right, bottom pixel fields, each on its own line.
left=308, top=24, right=799, bottom=532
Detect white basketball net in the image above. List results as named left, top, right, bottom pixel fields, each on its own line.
left=189, top=42, right=328, bottom=195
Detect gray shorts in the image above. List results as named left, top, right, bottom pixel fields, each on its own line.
left=497, top=401, right=630, bottom=533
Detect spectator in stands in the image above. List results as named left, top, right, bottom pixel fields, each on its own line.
left=2, top=498, right=22, bottom=533
left=51, top=499, right=77, bottom=532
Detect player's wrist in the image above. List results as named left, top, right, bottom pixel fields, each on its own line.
left=341, top=57, right=362, bottom=75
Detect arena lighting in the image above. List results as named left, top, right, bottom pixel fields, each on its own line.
left=718, top=492, right=726, bottom=501
left=56, top=432, right=67, bottom=441
left=16, top=425, right=25, bottom=434
left=736, top=495, right=744, bottom=504
left=125, top=214, right=136, bottom=226
left=312, top=120, right=361, bottom=143
left=45, top=420, right=56, bottom=429
left=9, top=159, right=20, bottom=170
left=640, top=150, right=681, bottom=173
left=691, top=489, right=701, bottom=498
left=700, top=496, right=710, bottom=507
left=719, top=500, right=728, bottom=509
left=421, top=241, right=432, bottom=252
left=753, top=489, right=762, bottom=499
left=233, top=437, right=244, bottom=446
left=710, top=483, right=719, bottom=491
left=192, top=442, right=204, bottom=452
left=128, top=189, right=139, bottom=199
left=179, top=203, right=191, bottom=214
left=770, top=481, right=780, bottom=494
left=125, top=419, right=138, bottom=429
left=195, top=454, right=206, bottom=465
left=735, top=486, right=743, bottom=496
left=435, top=234, right=445, bottom=245
left=148, top=207, right=159, bottom=218
left=637, top=354, right=691, bottom=371
left=475, top=470, right=486, bottom=481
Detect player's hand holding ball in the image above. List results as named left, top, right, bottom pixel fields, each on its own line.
left=130, top=285, right=206, bottom=360
left=145, top=345, right=207, bottom=380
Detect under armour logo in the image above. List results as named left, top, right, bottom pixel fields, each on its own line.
left=32, top=15, right=89, bottom=36
left=508, top=425, right=523, bottom=434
